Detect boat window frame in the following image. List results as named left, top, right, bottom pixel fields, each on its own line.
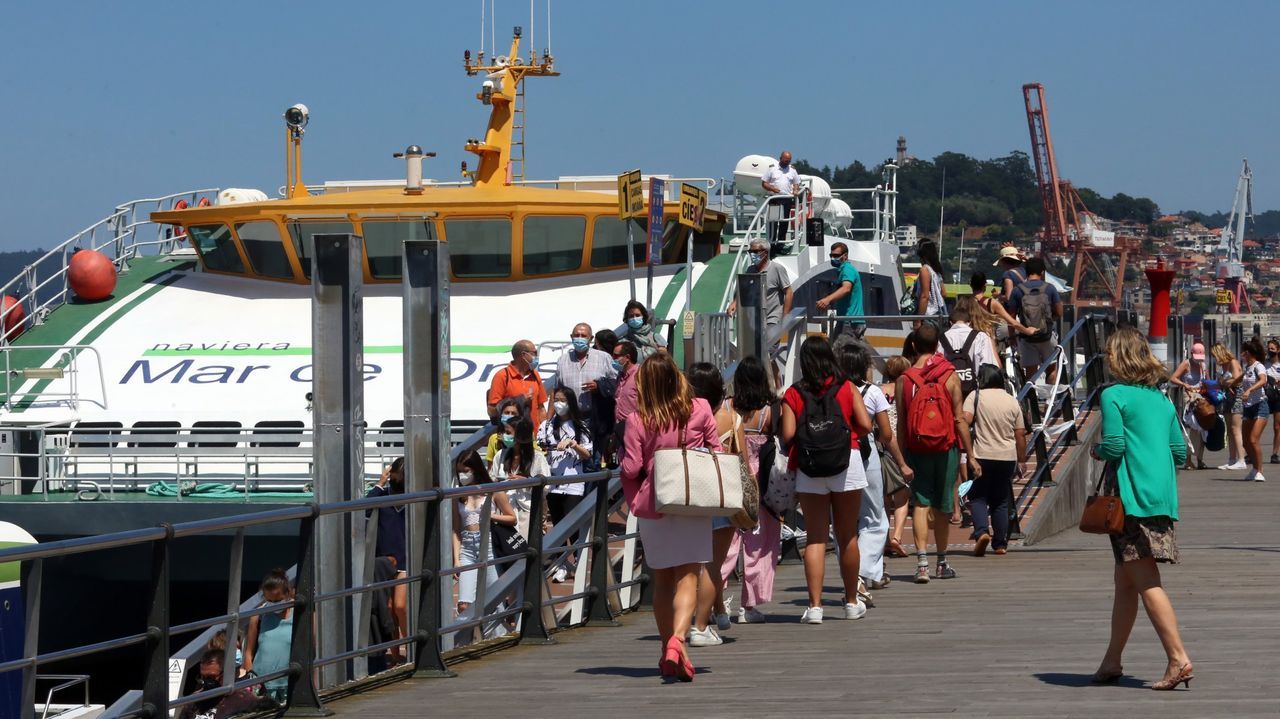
left=187, top=222, right=249, bottom=275
left=232, top=219, right=299, bottom=281
left=286, top=220, right=357, bottom=280
left=520, top=214, right=588, bottom=277
left=355, top=218, right=441, bottom=280
left=442, top=216, right=515, bottom=281
left=588, top=216, right=649, bottom=269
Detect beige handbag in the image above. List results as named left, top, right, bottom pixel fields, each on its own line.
left=653, top=427, right=744, bottom=517
left=728, top=412, right=760, bottom=530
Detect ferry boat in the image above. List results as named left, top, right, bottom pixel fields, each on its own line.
left=0, top=25, right=909, bottom=711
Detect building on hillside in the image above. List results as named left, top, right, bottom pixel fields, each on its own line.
left=895, top=225, right=918, bottom=247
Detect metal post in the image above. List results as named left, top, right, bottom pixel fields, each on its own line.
left=625, top=219, right=637, bottom=301
left=285, top=512, right=329, bottom=716
left=684, top=228, right=694, bottom=310
left=518, top=482, right=555, bottom=645
left=735, top=272, right=765, bottom=363
left=1230, top=322, right=1244, bottom=356
left=1203, top=317, right=1218, bottom=376
left=19, top=559, right=41, bottom=719
left=310, top=233, right=366, bottom=686
left=140, top=528, right=172, bottom=719
left=402, top=239, right=453, bottom=678
left=221, top=528, right=245, bottom=689
left=1025, top=397, right=1051, bottom=482
left=583, top=479, right=619, bottom=626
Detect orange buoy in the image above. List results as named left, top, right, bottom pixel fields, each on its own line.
left=0, top=296, right=24, bottom=341
left=67, top=249, right=117, bottom=302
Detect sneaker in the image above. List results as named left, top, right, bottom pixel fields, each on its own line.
left=1271, top=454, right=1279, bottom=465
left=1227, top=460, right=1248, bottom=470
left=551, top=566, right=568, bottom=583
left=843, top=600, right=868, bottom=620
left=914, top=565, right=930, bottom=584
left=1245, top=469, right=1258, bottom=481
left=687, top=626, right=722, bottom=647
left=737, top=606, right=766, bottom=624
left=714, top=612, right=732, bottom=632
left=1255, top=473, right=1267, bottom=482
left=800, top=606, right=824, bottom=624
left=934, top=562, right=957, bottom=580
left=974, top=533, right=991, bottom=557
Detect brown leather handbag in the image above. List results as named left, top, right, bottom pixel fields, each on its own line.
left=1079, top=461, right=1125, bottom=535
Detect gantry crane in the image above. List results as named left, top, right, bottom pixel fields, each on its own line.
left=1216, top=160, right=1252, bottom=314
left=1022, top=83, right=1140, bottom=310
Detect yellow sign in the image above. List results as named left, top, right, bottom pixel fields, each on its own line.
left=1216, top=289, right=1233, bottom=306
left=682, top=309, right=696, bottom=340
left=678, top=183, right=707, bottom=231
left=617, top=169, right=645, bottom=219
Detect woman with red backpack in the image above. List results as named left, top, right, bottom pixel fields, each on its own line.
left=780, top=336, right=873, bottom=624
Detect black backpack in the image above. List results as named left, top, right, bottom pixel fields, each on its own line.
left=794, top=381, right=852, bottom=477
left=939, top=329, right=980, bottom=398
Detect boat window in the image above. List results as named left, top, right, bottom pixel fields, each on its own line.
left=362, top=221, right=436, bottom=279
left=523, top=216, right=585, bottom=275
left=445, top=219, right=512, bottom=278
left=189, top=224, right=245, bottom=274
left=287, top=222, right=355, bottom=279
left=590, top=217, right=648, bottom=268
left=235, top=221, right=294, bottom=279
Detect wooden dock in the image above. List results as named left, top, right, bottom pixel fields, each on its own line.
left=334, top=448, right=1279, bottom=717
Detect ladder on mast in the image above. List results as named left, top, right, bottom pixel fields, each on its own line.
left=511, top=83, right=526, bottom=182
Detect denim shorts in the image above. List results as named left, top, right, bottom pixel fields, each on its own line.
left=1243, top=402, right=1270, bottom=421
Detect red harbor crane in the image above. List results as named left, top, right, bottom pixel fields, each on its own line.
left=1022, top=83, right=1140, bottom=310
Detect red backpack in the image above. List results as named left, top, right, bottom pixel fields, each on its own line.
left=903, top=359, right=957, bottom=453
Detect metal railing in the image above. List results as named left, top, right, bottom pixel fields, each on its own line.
left=6, top=460, right=646, bottom=719
left=2, top=344, right=109, bottom=412
left=0, top=190, right=218, bottom=347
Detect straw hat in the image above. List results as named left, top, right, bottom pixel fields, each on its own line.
left=993, top=246, right=1025, bottom=265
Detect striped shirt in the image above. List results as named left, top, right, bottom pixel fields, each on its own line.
left=546, top=348, right=617, bottom=415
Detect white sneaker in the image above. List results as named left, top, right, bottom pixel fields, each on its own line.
left=1245, top=469, right=1258, bottom=481
left=800, top=606, right=824, bottom=624
left=1255, top=473, right=1267, bottom=482
left=687, top=626, right=722, bottom=647
left=551, top=566, right=568, bottom=583
left=843, top=600, right=868, bottom=620
left=1227, top=460, right=1248, bottom=470
left=737, top=606, right=766, bottom=624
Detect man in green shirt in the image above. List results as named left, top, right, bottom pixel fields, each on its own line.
left=817, top=242, right=868, bottom=348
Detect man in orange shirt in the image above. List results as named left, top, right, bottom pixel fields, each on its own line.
left=487, top=339, right=548, bottom=426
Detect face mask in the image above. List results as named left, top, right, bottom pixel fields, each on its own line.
left=830, top=257, right=843, bottom=268
left=528, top=357, right=539, bottom=371
left=199, top=676, right=220, bottom=691
left=571, top=337, right=589, bottom=353
left=749, top=252, right=761, bottom=265
left=457, top=471, right=474, bottom=485
left=626, top=317, right=644, bottom=330
left=501, top=434, right=516, bottom=448
left=501, top=413, right=517, bottom=424
left=612, top=359, right=623, bottom=372
left=554, top=401, right=569, bottom=416
left=235, top=649, right=243, bottom=667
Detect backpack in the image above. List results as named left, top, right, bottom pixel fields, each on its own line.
left=1016, top=280, right=1053, bottom=342
left=939, top=329, right=980, bottom=398
left=903, top=360, right=957, bottom=453
left=793, top=381, right=852, bottom=477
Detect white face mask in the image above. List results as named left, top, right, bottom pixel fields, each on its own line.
left=554, top=401, right=569, bottom=416
left=457, top=471, right=474, bottom=485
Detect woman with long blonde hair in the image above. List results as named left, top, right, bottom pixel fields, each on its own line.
left=955, top=294, right=997, bottom=348
left=1092, top=328, right=1192, bottom=690
left=619, top=353, right=723, bottom=682
left=1211, top=343, right=1246, bottom=470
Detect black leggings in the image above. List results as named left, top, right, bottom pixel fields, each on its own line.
left=971, top=459, right=1015, bottom=548
left=546, top=493, right=584, bottom=551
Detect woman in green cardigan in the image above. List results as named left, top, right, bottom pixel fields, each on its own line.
left=1091, top=328, right=1193, bottom=691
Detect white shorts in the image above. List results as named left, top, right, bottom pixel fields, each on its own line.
left=795, top=449, right=868, bottom=495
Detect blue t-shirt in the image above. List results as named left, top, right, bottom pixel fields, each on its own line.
left=1008, top=278, right=1061, bottom=318
left=366, top=485, right=407, bottom=569
left=1000, top=267, right=1027, bottom=310
left=835, top=261, right=863, bottom=322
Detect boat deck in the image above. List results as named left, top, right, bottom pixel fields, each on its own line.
left=334, top=447, right=1278, bottom=717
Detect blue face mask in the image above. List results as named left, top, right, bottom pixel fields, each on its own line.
left=626, top=317, right=644, bottom=330
left=748, top=252, right=761, bottom=266
left=571, top=337, right=590, bottom=353
left=830, top=258, right=843, bottom=268
left=235, top=648, right=243, bottom=667
left=528, top=357, right=539, bottom=371
left=612, top=359, right=623, bottom=372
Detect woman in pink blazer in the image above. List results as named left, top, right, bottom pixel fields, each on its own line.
left=620, top=353, right=723, bottom=682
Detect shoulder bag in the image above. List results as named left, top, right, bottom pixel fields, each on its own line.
left=728, top=411, right=760, bottom=530
left=653, top=425, right=744, bottom=517
left=1079, top=461, right=1125, bottom=535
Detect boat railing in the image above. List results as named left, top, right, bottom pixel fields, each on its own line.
left=1, top=344, right=109, bottom=412
left=716, top=190, right=812, bottom=313
left=0, top=189, right=220, bottom=348
left=1, top=457, right=645, bottom=719
left=0, top=426, right=423, bottom=501
left=302, top=176, right=719, bottom=200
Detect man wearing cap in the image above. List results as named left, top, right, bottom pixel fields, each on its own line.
left=994, top=244, right=1027, bottom=310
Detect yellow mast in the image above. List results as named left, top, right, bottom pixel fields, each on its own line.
left=463, top=28, right=558, bottom=188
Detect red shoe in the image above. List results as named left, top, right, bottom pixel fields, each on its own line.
left=661, top=636, right=694, bottom=682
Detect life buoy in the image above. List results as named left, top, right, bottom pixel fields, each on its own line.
left=196, top=197, right=212, bottom=207
left=169, top=199, right=191, bottom=243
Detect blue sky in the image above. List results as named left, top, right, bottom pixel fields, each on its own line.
left=1, top=0, right=1276, bottom=252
